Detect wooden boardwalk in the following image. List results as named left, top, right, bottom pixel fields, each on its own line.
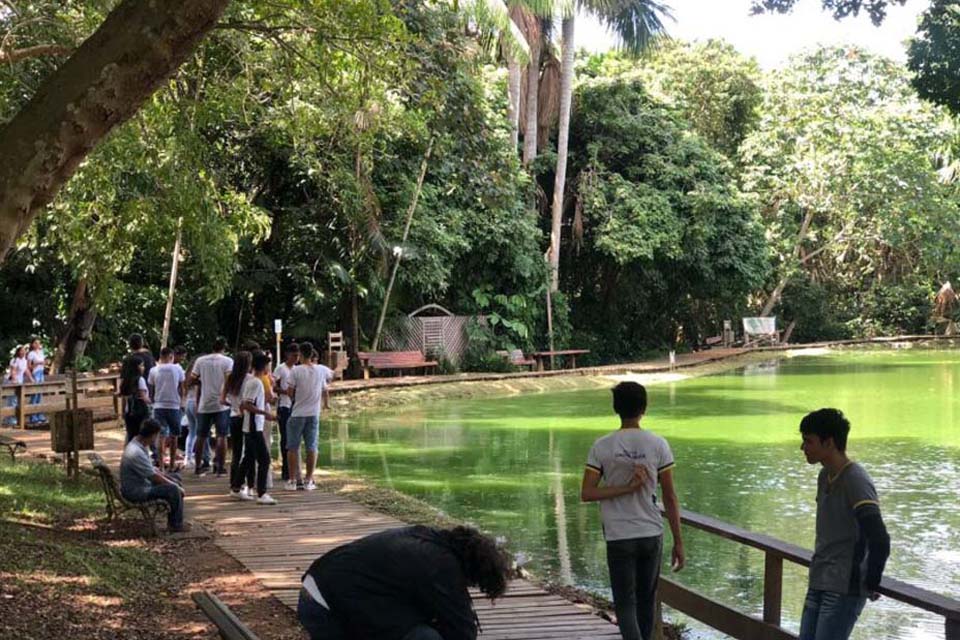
left=4, top=427, right=620, bottom=639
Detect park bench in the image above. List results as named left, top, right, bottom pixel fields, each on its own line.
left=0, top=434, right=26, bottom=462
left=700, top=335, right=723, bottom=350
left=192, top=591, right=261, bottom=640
left=87, top=452, right=169, bottom=536
left=358, top=350, right=438, bottom=377
left=497, top=349, right=536, bottom=370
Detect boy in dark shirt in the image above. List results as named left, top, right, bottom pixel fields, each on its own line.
left=799, top=408, right=890, bottom=640
left=298, top=525, right=510, bottom=640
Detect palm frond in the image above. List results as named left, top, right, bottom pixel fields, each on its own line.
left=588, top=0, right=674, bottom=56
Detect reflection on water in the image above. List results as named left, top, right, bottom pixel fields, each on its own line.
left=320, top=349, right=960, bottom=639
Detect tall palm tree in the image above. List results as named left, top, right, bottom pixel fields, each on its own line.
left=547, top=0, right=671, bottom=292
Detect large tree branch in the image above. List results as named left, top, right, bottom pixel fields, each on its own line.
left=0, top=0, right=231, bottom=261
left=0, top=43, right=72, bottom=64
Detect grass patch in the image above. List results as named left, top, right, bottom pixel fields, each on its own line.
left=0, top=457, right=103, bottom=523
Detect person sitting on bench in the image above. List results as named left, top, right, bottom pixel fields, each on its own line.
left=298, top=525, right=511, bottom=640
left=120, top=418, right=189, bottom=533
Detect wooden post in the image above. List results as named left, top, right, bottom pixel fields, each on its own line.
left=112, top=375, right=121, bottom=419
left=763, top=552, right=783, bottom=626
left=947, top=617, right=960, bottom=640
left=16, top=384, right=26, bottom=428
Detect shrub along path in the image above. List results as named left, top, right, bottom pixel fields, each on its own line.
left=4, top=426, right=621, bottom=639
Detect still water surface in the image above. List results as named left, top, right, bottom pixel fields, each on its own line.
left=320, top=349, right=960, bottom=639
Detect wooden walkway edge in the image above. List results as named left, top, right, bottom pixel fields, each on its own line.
left=4, top=427, right=620, bottom=639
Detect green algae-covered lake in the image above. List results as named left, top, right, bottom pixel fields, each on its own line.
left=320, top=348, right=960, bottom=639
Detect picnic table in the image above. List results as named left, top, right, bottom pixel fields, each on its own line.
left=531, top=349, right=590, bottom=371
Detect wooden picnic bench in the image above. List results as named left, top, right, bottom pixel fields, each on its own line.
left=531, top=349, right=591, bottom=371
left=358, top=350, right=438, bottom=378
left=0, top=434, right=26, bottom=462
left=88, top=452, right=169, bottom=536
left=192, top=591, right=260, bottom=640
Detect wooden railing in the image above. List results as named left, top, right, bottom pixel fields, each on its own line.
left=659, top=508, right=960, bottom=640
left=0, top=372, right=120, bottom=428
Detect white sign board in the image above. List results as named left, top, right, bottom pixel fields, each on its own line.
left=274, top=319, right=282, bottom=333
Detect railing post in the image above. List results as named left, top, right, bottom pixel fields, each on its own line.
left=763, top=552, right=783, bottom=626
left=16, top=384, right=25, bottom=429
left=112, top=375, right=121, bottom=419
left=947, top=617, right=960, bottom=640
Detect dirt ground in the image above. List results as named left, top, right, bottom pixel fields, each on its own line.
left=0, top=516, right=305, bottom=640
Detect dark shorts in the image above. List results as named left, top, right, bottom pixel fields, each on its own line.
left=154, top=408, right=182, bottom=437
left=197, top=410, right=230, bottom=438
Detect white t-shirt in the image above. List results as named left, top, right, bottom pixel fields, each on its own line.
left=137, top=376, right=150, bottom=402
left=27, top=349, right=44, bottom=375
left=7, top=357, right=27, bottom=383
left=224, top=374, right=248, bottom=418
left=147, top=363, right=185, bottom=410
left=193, top=353, right=234, bottom=414
left=289, top=363, right=334, bottom=418
left=585, top=428, right=675, bottom=541
left=274, top=363, right=294, bottom=410
left=241, top=375, right=266, bottom=433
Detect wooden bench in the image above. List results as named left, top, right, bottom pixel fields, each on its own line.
left=497, top=349, right=536, bottom=370
left=0, top=434, right=26, bottom=462
left=192, top=591, right=261, bottom=640
left=701, top=335, right=723, bottom=350
left=358, top=350, right=438, bottom=377
left=88, top=452, right=169, bottom=536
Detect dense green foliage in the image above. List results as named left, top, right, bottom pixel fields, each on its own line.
left=909, top=0, right=960, bottom=117
left=3, top=1, right=960, bottom=369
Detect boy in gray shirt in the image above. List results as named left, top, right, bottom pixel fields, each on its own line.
left=581, top=382, right=684, bottom=640
left=799, top=408, right=890, bottom=640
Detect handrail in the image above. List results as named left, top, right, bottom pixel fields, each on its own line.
left=662, top=508, right=960, bottom=639
left=0, top=372, right=121, bottom=428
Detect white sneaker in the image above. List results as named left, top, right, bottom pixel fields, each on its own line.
left=257, top=493, right=277, bottom=505
left=230, top=488, right=254, bottom=501
left=284, top=480, right=297, bottom=491
left=304, top=479, right=316, bottom=491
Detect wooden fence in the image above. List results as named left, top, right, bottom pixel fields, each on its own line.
left=659, top=508, right=960, bottom=639
left=0, top=372, right=121, bottom=429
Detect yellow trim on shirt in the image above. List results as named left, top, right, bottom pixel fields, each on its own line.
left=658, top=462, right=675, bottom=474
left=853, top=499, right=879, bottom=510
left=828, top=460, right=854, bottom=484
left=585, top=464, right=601, bottom=475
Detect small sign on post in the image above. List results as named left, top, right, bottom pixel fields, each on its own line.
left=274, top=319, right=282, bottom=368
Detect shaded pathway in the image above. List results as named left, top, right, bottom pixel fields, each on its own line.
left=4, top=427, right=619, bottom=639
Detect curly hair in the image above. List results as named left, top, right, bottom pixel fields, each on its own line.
left=443, top=526, right=510, bottom=600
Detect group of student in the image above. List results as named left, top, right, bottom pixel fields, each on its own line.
left=117, top=334, right=334, bottom=528
left=3, top=338, right=48, bottom=425
left=294, top=382, right=891, bottom=640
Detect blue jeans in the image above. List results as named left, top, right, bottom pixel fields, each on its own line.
left=297, top=589, right=442, bottom=640
left=29, top=369, right=45, bottom=423
left=286, top=415, right=319, bottom=452
left=126, top=484, right=184, bottom=529
left=184, top=399, right=210, bottom=465
left=798, top=588, right=867, bottom=640
left=153, top=408, right=182, bottom=437
left=3, top=391, right=16, bottom=425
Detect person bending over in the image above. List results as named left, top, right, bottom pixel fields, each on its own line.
left=581, top=381, right=684, bottom=640
left=298, top=525, right=510, bottom=640
left=120, top=418, right=189, bottom=533
left=798, top=408, right=890, bottom=640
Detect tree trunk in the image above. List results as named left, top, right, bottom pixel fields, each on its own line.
left=507, top=58, right=522, bottom=151
left=761, top=207, right=816, bottom=316
left=522, top=37, right=541, bottom=166
left=347, top=287, right=364, bottom=379
left=52, top=279, right=97, bottom=373
left=0, top=0, right=231, bottom=262
left=160, top=217, right=183, bottom=349
left=372, top=138, right=435, bottom=352
left=548, top=16, right=575, bottom=293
